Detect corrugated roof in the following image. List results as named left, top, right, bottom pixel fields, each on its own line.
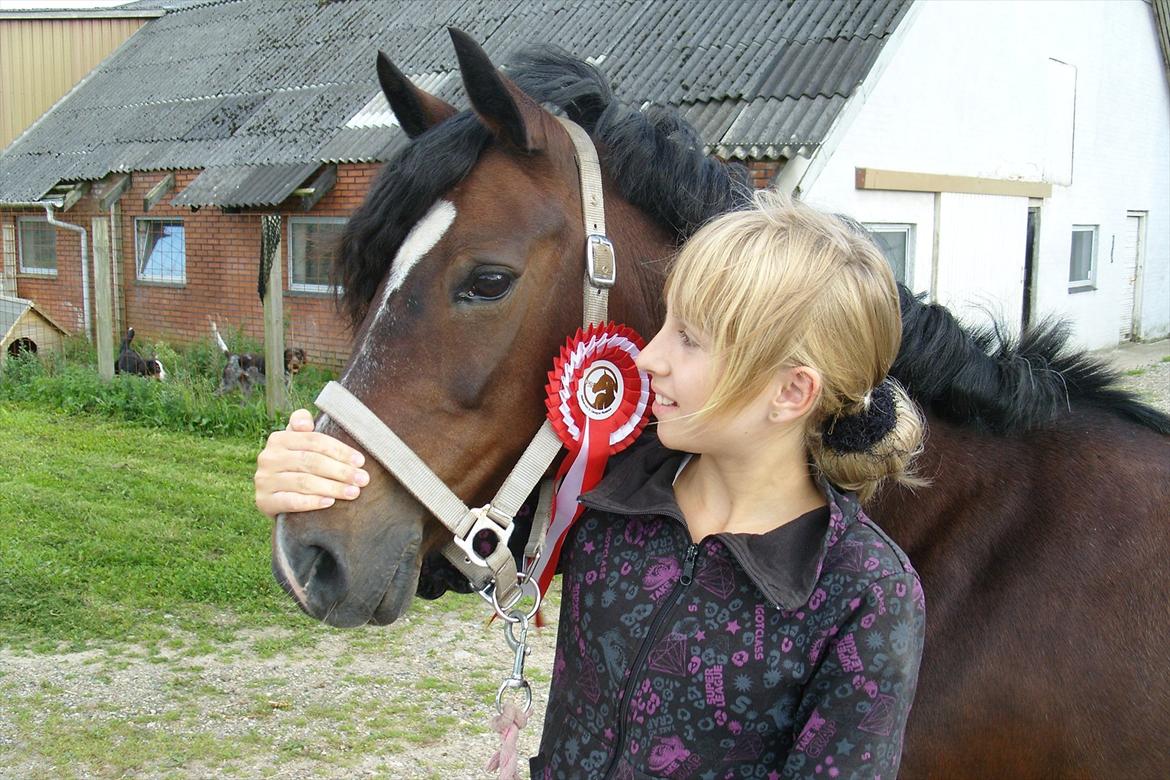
left=0, top=0, right=911, bottom=205
left=170, top=162, right=321, bottom=208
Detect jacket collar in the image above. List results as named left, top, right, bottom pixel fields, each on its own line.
left=579, top=433, right=862, bottom=610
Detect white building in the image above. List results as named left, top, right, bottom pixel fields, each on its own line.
left=783, top=0, right=1169, bottom=349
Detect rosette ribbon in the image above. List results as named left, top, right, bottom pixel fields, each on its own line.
left=526, top=322, right=653, bottom=596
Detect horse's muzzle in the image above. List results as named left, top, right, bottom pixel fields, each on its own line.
left=271, top=510, right=423, bottom=627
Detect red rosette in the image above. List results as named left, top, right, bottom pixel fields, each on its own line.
left=528, top=322, right=653, bottom=595
left=544, top=322, right=652, bottom=454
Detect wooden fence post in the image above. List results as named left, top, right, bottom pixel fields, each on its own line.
left=92, top=217, right=114, bottom=380
left=262, top=215, right=287, bottom=416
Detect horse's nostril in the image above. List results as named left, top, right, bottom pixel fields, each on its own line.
left=310, top=545, right=340, bottom=585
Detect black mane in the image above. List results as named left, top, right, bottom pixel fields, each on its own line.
left=337, top=45, right=1169, bottom=435
left=893, top=287, right=1170, bottom=433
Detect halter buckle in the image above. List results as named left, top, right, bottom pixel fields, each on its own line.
left=586, top=234, right=616, bottom=288
left=454, top=504, right=514, bottom=569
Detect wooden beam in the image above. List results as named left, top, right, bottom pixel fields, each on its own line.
left=855, top=167, right=1052, bottom=198
left=299, top=165, right=336, bottom=211
left=262, top=216, right=287, bottom=416
left=60, top=182, right=90, bottom=212
left=143, top=173, right=175, bottom=212
left=97, top=174, right=132, bottom=212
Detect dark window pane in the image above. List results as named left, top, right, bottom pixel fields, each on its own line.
left=136, top=220, right=185, bottom=282
left=19, top=220, right=57, bottom=272
left=1069, top=228, right=1094, bottom=284
left=870, top=230, right=908, bottom=284
left=291, top=220, right=342, bottom=288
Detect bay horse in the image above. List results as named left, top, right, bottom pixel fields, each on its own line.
left=272, top=31, right=1170, bottom=778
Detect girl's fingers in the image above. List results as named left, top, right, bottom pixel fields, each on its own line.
left=274, top=472, right=362, bottom=501
left=265, top=429, right=365, bottom=468
left=268, top=491, right=338, bottom=514
left=288, top=449, right=368, bottom=487
left=287, top=408, right=315, bottom=432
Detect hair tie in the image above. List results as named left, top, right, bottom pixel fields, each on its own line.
left=822, top=379, right=897, bottom=454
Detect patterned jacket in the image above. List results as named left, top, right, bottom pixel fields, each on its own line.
left=530, top=436, right=926, bottom=780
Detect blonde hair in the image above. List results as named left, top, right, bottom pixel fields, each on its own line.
left=664, top=190, right=925, bottom=502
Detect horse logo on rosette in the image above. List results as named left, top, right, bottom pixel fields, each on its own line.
left=577, top=360, right=623, bottom=420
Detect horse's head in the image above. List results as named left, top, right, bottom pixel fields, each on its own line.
left=272, top=30, right=670, bottom=627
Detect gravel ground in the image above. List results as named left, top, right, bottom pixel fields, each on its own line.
left=2, top=356, right=1165, bottom=780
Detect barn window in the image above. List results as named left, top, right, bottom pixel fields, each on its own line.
left=288, top=217, right=344, bottom=293
left=17, top=218, right=57, bottom=275
left=863, top=223, right=913, bottom=285
left=1068, top=225, right=1097, bottom=290
left=135, top=218, right=186, bottom=284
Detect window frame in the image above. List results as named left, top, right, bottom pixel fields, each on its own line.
left=17, top=216, right=58, bottom=276
left=862, top=222, right=914, bottom=286
left=134, top=216, right=187, bottom=285
left=1068, top=224, right=1097, bottom=291
left=287, top=216, right=345, bottom=294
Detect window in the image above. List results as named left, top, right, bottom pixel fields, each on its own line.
left=18, top=218, right=57, bottom=275
left=288, top=217, right=344, bottom=293
left=135, top=218, right=186, bottom=284
left=1068, top=225, right=1096, bottom=289
left=864, top=223, right=913, bottom=285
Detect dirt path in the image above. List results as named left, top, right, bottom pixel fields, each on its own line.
left=0, top=593, right=560, bottom=779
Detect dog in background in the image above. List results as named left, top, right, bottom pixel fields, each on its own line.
left=115, top=327, right=166, bottom=379
left=211, top=321, right=306, bottom=397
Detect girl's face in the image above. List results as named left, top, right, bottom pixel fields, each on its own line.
left=635, top=309, right=721, bottom=453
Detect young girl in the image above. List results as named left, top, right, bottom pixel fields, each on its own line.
left=255, top=191, right=926, bottom=779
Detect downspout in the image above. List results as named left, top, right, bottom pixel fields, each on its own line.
left=43, top=204, right=90, bottom=341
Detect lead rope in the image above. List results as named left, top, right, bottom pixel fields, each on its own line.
left=485, top=590, right=539, bottom=779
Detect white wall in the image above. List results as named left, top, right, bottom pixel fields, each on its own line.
left=801, top=0, right=1170, bottom=349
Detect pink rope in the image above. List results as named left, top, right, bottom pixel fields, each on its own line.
left=485, top=702, right=529, bottom=780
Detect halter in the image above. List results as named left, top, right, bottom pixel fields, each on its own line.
left=314, top=115, right=614, bottom=614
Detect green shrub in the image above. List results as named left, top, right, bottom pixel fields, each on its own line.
left=0, top=337, right=335, bottom=439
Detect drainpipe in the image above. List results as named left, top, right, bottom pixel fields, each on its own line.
left=43, top=204, right=90, bottom=341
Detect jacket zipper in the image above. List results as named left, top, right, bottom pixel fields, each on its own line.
left=600, top=539, right=700, bottom=780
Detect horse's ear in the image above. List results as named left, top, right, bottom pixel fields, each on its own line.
left=448, top=27, right=546, bottom=153
left=376, top=50, right=457, bottom=139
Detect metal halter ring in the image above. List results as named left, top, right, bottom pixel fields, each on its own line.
left=485, top=572, right=542, bottom=624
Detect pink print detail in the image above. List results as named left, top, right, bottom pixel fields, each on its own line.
left=731, top=650, right=749, bottom=667
left=688, top=655, right=701, bottom=675
left=860, top=613, right=876, bottom=629
left=781, top=636, right=794, bottom=653
left=647, top=736, right=692, bottom=775
left=809, top=588, right=827, bottom=610
left=642, top=556, right=680, bottom=600
left=695, top=555, right=736, bottom=599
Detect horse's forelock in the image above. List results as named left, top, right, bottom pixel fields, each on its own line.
left=336, top=112, right=490, bottom=327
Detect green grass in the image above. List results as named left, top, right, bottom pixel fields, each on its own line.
left=1125, top=367, right=1146, bottom=376
left=0, top=402, right=303, bottom=650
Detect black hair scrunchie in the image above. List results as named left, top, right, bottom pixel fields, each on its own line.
left=822, top=379, right=898, bottom=455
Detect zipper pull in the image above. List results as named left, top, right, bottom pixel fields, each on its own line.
left=679, top=543, right=700, bottom=586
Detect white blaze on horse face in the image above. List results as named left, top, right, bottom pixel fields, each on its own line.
left=380, top=199, right=457, bottom=314
left=347, top=200, right=457, bottom=387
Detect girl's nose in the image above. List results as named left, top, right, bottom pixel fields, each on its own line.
left=636, top=328, right=665, bottom=376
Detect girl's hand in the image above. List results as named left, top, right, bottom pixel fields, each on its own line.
left=254, top=408, right=369, bottom=518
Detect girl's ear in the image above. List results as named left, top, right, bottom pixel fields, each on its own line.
left=770, top=366, right=821, bottom=422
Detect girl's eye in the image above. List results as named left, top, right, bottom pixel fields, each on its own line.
left=458, top=270, right=513, bottom=302
left=678, top=329, right=695, bottom=347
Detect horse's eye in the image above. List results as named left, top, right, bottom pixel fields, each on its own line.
left=458, top=270, right=513, bottom=302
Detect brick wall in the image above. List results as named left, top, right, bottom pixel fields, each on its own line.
left=0, top=156, right=785, bottom=369
left=0, top=163, right=381, bottom=370
left=745, top=160, right=780, bottom=189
